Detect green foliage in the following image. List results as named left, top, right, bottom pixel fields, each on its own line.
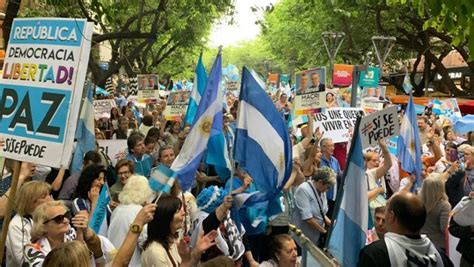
left=19, top=0, right=234, bottom=85
left=203, top=37, right=283, bottom=76
left=259, top=0, right=399, bottom=70
left=389, top=0, right=473, bottom=60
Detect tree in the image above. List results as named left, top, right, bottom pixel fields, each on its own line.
left=19, top=0, right=234, bottom=87
left=261, top=0, right=472, bottom=96
left=204, top=37, right=283, bottom=77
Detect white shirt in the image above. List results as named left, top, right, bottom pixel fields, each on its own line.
left=108, top=204, right=147, bottom=267
left=6, top=215, right=32, bottom=266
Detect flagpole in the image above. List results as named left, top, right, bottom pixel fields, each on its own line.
left=153, top=192, right=163, bottom=204
left=324, top=111, right=364, bottom=249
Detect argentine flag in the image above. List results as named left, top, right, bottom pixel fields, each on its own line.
left=234, top=67, right=292, bottom=212
left=71, top=81, right=96, bottom=174
left=327, top=116, right=368, bottom=266
left=171, top=51, right=224, bottom=191
left=184, top=54, right=207, bottom=126
left=397, top=94, right=423, bottom=189
left=149, top=165, right=176, bottom=194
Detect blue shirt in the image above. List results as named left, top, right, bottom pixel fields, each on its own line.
left=125, top=153, right=153, bottom=178
left=292, top=181, right=328, bottom=246
left=320, top=155, right=341, bottom=201
left=225, top=177, right=267, bottom=235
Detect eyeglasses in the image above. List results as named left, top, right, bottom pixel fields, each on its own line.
left=44, top=211, right=71, bottom=224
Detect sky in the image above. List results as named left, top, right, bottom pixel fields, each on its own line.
left=209, top=0, right=278, bottom=47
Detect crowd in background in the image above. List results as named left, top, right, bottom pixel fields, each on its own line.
left=0, top=78, right=473, bottom=267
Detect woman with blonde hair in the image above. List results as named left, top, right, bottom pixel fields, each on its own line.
left=6, top=181, right=52, bottom=266
left=364, top=140, right=392, bottom=217
left=43, top=241, right=90, bottom=267
left=420, top=173, right=451, bottom=250
left=23, top=201, right=115, bottom=266
left=108, top=175, right=154, bottom=266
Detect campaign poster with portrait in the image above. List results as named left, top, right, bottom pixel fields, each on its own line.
left=137, top=74, right=160, bottom=99
left=361, top=86, right=386, bottom=113
left=294, top=67, right=326, bottom=115
left=164, top=91, right=190, bottom=120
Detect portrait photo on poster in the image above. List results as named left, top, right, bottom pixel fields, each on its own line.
left=295, top=68, right=326, bottom=95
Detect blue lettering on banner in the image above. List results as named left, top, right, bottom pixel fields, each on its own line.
left=89, top=186, right=110, bottom=234
left=0, top=84, right=70, bottom=143
left=9, top=19, right=84, bottom=47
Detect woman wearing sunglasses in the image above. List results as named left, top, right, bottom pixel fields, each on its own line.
left=23, top=201, right=114, bottom=266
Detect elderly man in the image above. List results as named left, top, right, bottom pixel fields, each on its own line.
left=320, top=138, right=342, bottom=216
left=359, top=192, right=453, bottom=266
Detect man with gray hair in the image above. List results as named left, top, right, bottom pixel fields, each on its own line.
left=459, top=144, right=474, bottom=194
left=319, top=138, right=342, bottom=216
left=292, top=167, right=336, bottom=247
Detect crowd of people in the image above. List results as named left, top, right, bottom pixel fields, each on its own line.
left=0, top=81, right=473, bottom=267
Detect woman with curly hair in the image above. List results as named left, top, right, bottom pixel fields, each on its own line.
left=72, top=164, right=108, bottom=236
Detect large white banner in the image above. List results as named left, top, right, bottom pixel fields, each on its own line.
left=0, top=18, right=93, bottom=167
left=93, top=99, right=116, bottom=119
left=313, top=108, right=363, bottom=143
left=97, top=140, right=128, bottom=166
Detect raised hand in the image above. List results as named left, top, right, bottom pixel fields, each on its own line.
left=88, top=187, right=100, bottom=204
left=195, top=230, right=218, bottom=254
left=134, top=203, right=157, bottom=226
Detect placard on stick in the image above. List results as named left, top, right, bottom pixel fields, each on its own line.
left=0, top=18, right=93, bottom=168
left=360, top=106, right=399, bottom=148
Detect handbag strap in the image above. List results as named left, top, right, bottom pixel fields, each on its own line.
left=307, top=181, right=326, bottom=226
left=165, top=248, right=177, bottom=267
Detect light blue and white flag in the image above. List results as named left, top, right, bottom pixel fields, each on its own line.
left=171, top=52, right=224, bottom=191
left=327, top=116, right=368, bottom=266
left=149, top=164, right=176, bottom=194
left=71, top=82, right=96, bottom=174
left=184, top=54, right=207, bottom=127
left=234, top=67, right=292, bottom=214
left=432, top=99, right=442, bottom=115
left=397, top=94, right=423, bottom=189
left=452, top=115, right=474, bottom=135
left=89, top=185, right=110, bottom=235
left=402, top=71, right=413, bottom=94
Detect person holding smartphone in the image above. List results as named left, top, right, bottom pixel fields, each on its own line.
left=441, top=143, right=473, bottom=208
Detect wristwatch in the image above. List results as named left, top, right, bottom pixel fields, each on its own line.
left=129, top=224, right=143, bottom=234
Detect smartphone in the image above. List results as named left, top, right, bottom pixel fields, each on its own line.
left=449, top=150, right=458, bottom=162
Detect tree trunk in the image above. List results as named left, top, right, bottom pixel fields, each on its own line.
left=3, top=0, right=21, bottom=48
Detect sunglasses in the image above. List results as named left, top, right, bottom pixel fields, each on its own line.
left=44, top=211, right=71, bottom=224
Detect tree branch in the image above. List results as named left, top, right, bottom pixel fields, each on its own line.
left=152, top=42, right=181, bottom=66
left=77, top=0, right=96, bottom=24
left=93, top=31, right=156, bottom=43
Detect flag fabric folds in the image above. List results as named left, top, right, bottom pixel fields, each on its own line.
left=149, top=164, right=176, bottom=194
left=71, top=82, right=96, bottom=174
left=432, top=99, right=442, bottom=115
left=171, top=52, right=224, bottom=191
left=397, top=94, right=423, bottom=189
left=452, top=115, right=474, bottom=135
left=88, top=185, right=110, bottom=234
left=327, top=117, right=368, bottom=266
left=234, top=67, right=292, bottom=211
left=184, top=54, right=208, bottom=127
